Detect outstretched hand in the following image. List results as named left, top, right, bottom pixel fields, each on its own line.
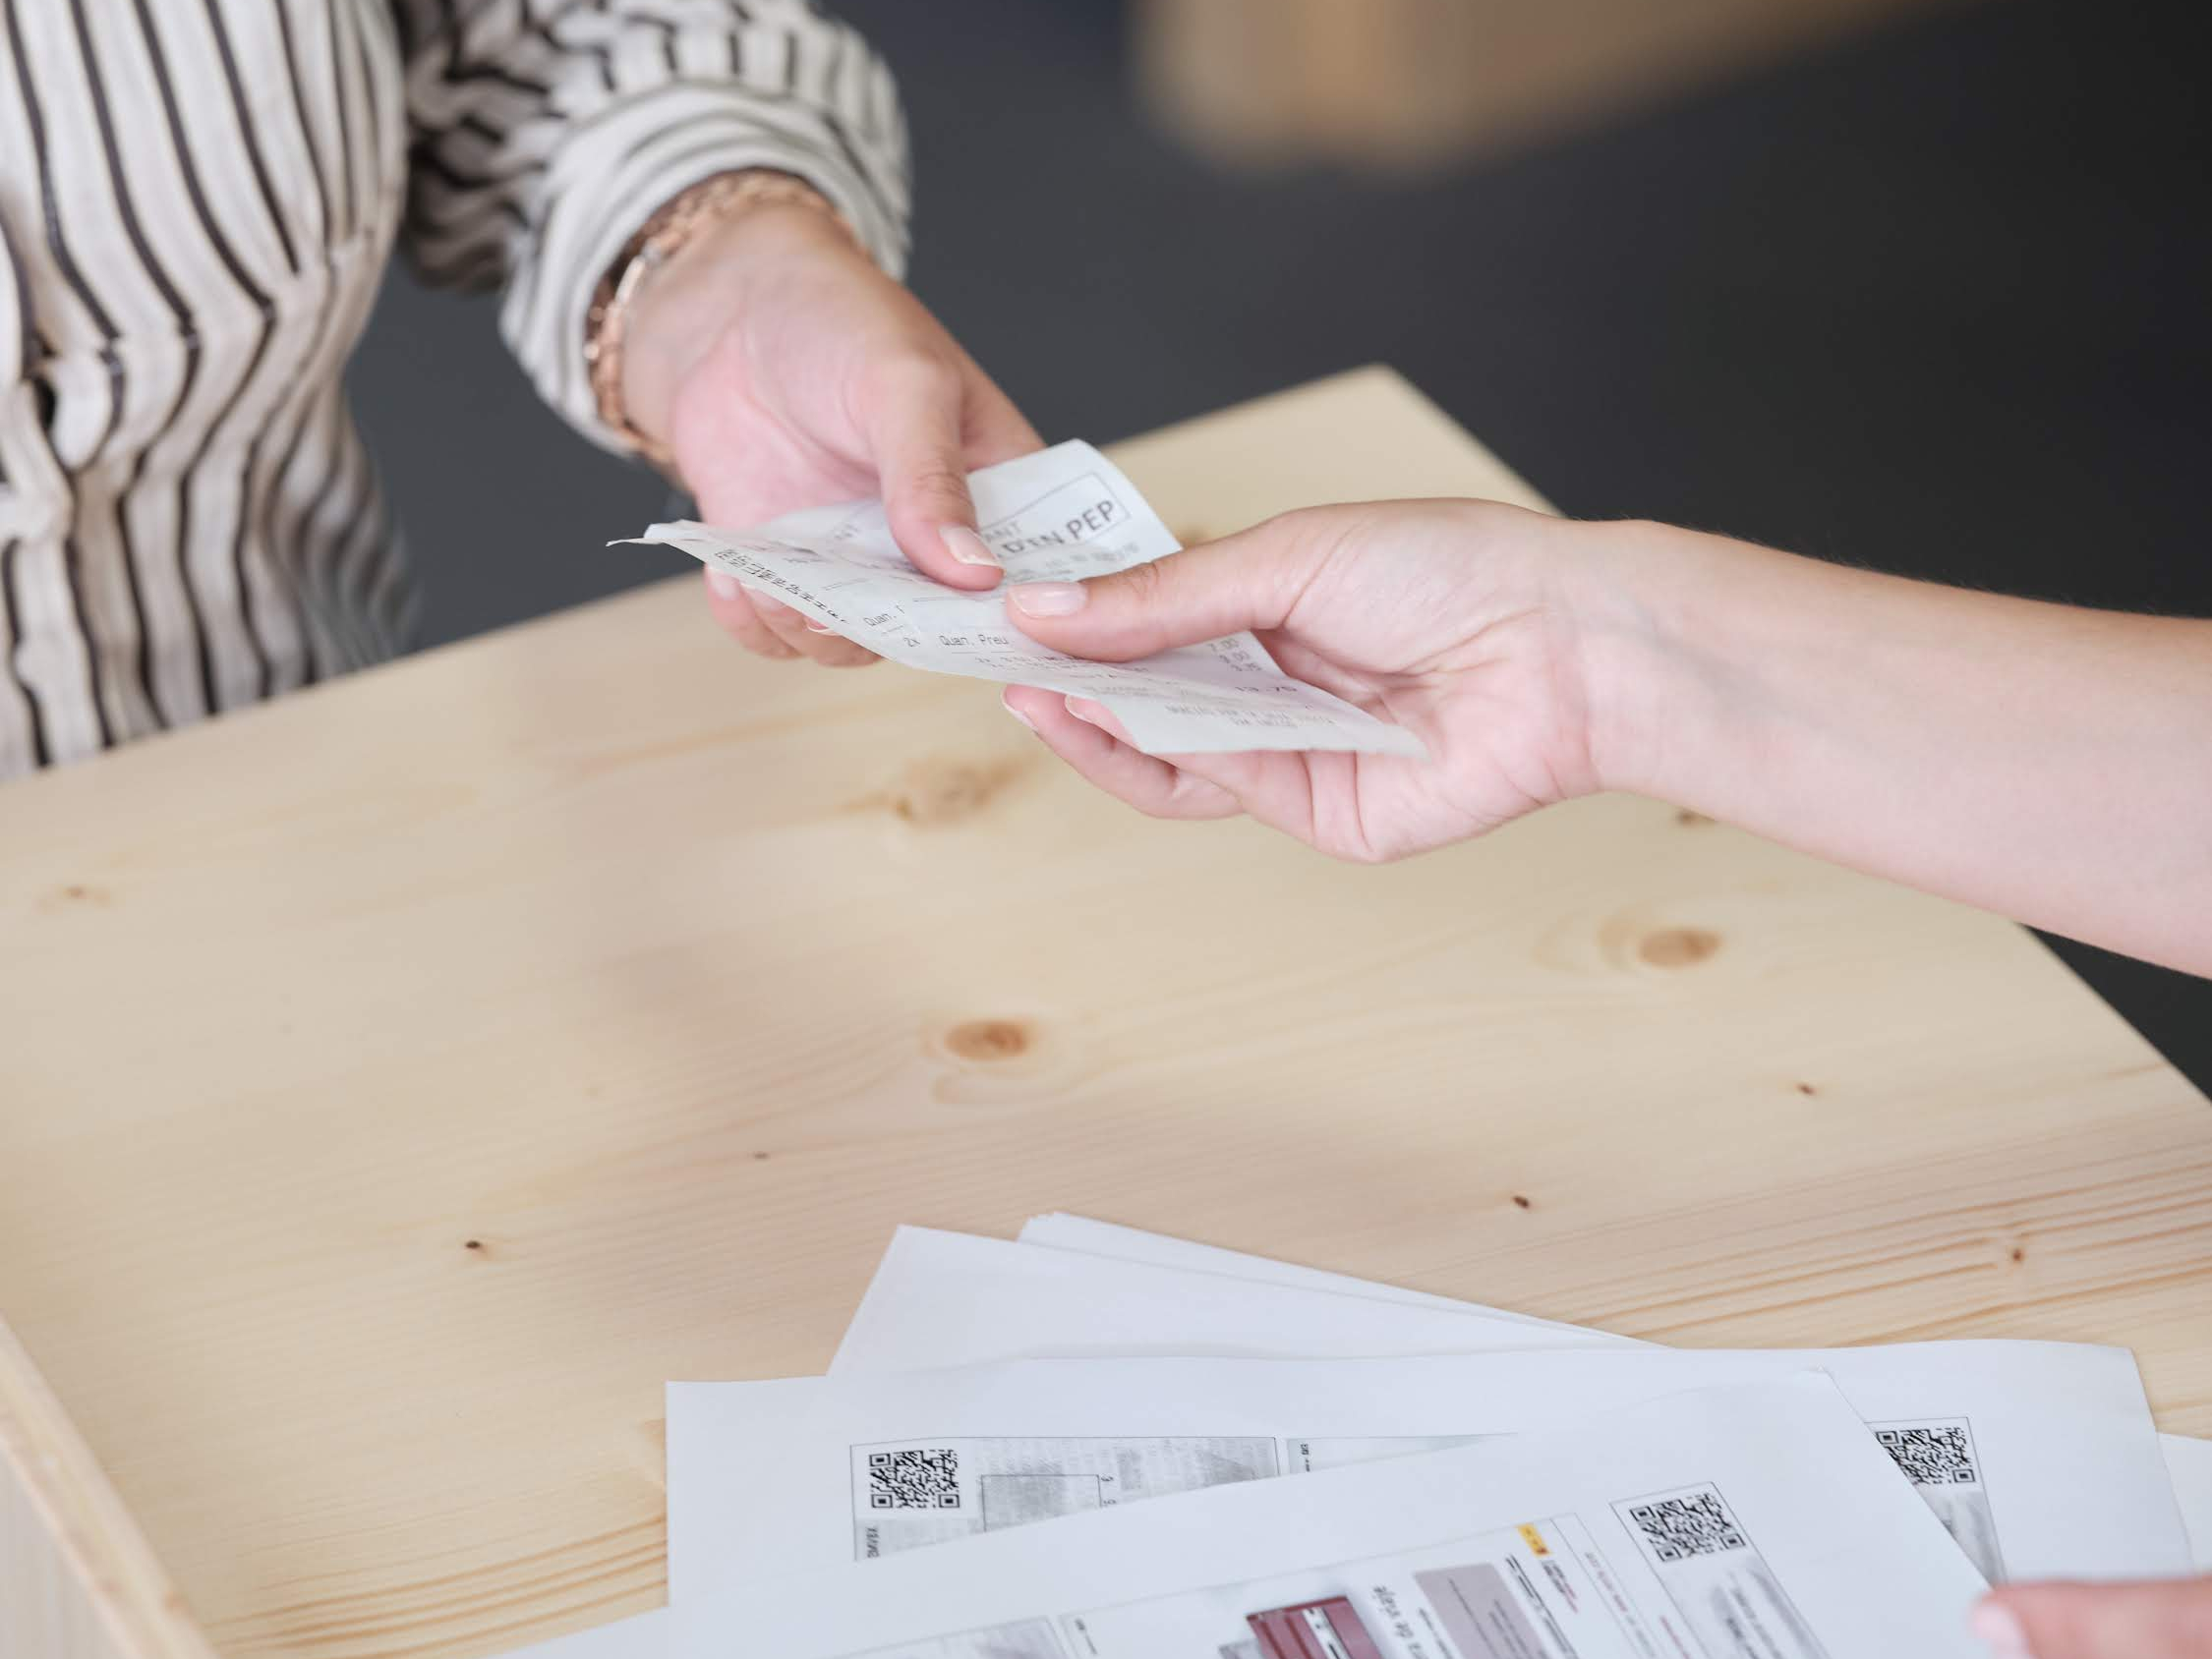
left=1001, top=499, right=1601, bottom=861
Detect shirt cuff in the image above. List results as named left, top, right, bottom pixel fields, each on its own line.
left=501, top=83, right=911, bottom=458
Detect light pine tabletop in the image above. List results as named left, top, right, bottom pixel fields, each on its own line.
left=2, top=369, right=2206, bottom=1659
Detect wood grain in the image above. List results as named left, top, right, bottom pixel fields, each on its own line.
left=0, top=368, right=2205, bottom=1659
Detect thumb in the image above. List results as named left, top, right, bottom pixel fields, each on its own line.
left=1975, top=1579, right=2212, bottom=1659
left=1005, top=518, right=1327, bottom=661
left=867, top=359, right=1002, bottom=591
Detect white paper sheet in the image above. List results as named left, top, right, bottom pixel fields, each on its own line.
left=831, top=1229, right=1625, bottom=1376
left=2163, top=1434, right=2212, bottom=1570
left=1018, top=1212, right=1624, bottom=1336
left=492, top=1610, right=665, bottom=1659
left=669, top=1376, right=1991, bottom=1659
left=625, top=442, right=1424, bottom=757
left=1019, top=1217, right=2212, bottom=1578
left=670, top=1342, right=2185, bottom=1595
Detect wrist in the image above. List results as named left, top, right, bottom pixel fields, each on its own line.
left=1563, top=517, right=1746, bottom=805
left=594, top=175, right=860, bottom=459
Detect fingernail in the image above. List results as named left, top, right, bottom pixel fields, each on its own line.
left=1969, top=1601, right=2032, bottom=1658
left=941, top=526, right=1000, bottom=569
left=804, top=619, right=837, bottom=634
left=1002, top=692, right=1035, bottom=730
left=706, top=570, right=740, bottom=601
left=1009, top=582, right=1086, bottom=617
left=1063, top=695, right=1105, bottom=726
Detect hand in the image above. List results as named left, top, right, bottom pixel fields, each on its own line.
left=999, top=499, right=1607, bottom=862
left=621, top=194, right=1041, bottom=665
left=1973, top=1578, right=2212, bottom=1658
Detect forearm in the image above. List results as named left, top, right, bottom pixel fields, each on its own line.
left=1576, top=521, right=2212, bottom=973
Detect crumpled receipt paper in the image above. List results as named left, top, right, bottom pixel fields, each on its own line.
left=621, top=440, right=1425, bottom=758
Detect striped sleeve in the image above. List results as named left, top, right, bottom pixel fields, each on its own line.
left=392, top=0, right=911, bottom=454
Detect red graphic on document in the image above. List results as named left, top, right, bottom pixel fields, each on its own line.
left=1246, top=1596, right=1387, bottom=1659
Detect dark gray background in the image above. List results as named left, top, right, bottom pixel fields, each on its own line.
left=349, top=0, right=2211, bottom=1090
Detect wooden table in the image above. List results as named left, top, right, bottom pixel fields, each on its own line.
left=3, top=370, right=2207, bottom=1659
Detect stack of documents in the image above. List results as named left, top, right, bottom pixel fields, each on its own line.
left=534, top=1219, right=2212, bottom=1659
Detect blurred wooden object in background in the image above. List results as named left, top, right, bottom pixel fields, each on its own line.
left=1134, top=0, right=1988, bottom=171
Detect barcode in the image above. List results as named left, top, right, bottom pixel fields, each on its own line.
left=1876, top=1421, right=1982, bottom=1485
left=1627, top=1487, right=1748, bottom=1561
left=867, top=1449, right=960, bottom=1511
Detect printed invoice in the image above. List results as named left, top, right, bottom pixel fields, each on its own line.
left=668, top=1377, right=1992, bottom=1659
left=669, top=1342, right=2186, bottom=1594
left=1012, top=1217, right=2212, bottom=1573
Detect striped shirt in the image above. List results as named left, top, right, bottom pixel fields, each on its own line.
left=0, top=0, right=908, bottom=779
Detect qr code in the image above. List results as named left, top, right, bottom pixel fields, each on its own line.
left=1876, top=1422, right=1981, bottom=1485
left=867, top=1449, right=961, bottom=1511
left=1627, top=1488, right=1748, bottom=1561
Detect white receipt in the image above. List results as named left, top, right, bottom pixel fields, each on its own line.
left=669, top=1342, right=2185, bottom=1595
left=829, top=1228, right=1623, bottom=1375
left=669, top=1376, right=1991, bottom=1659
left=624, top=442, right=1425, bottom=758
left=2164, top=1434, right=2212, bottom=1569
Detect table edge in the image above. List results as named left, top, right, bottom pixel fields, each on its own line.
left=0, top=1314, right=218, bottom=1659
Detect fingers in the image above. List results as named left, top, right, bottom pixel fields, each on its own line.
left=703, top=570, right=796, bottom=659
left=1004, top=517, right=1330, bottom=661
left=1060, top=697, right=1368, bottom=856
left=703, top=570, right=877, bottom=667
left=1976, top=1579, right=2212, bottom=1659
left=862, top=356, right=1004, bottom=592
left=1003, top=689, right=1240, bottom=821
left=758, top=597, right=880, bottom=667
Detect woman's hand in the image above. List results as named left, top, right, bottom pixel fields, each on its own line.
left=621, top=197, right=1041, bottom=665
left=1974, top=1578, right=2212, bottom=1658
left=1000, top=499, right=1608, bottom=862
left=1002, top=494, right=2212, bottom=971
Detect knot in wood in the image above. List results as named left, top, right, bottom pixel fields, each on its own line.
left=944, top=1019, right=1031, bottom=1061
left=892, top=759, right=1005, bottom=826
left=1638, top=927, right=1721, bottom=968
